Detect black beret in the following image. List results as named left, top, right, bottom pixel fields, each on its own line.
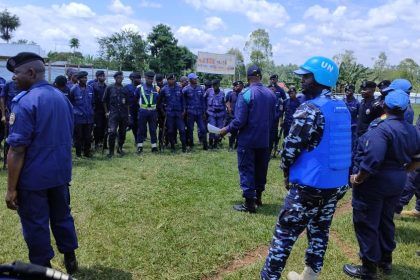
left=145, top=71, right=155, bottom=78
left=270, top=74, right=278, bottom=80
left=212, top=79, right=220, bottom=85
left=113, top=71, right=123, bottom=78
left=166, top=73, right=176, bottom=80
left=204, top=80, right=212, bottom=86
left=54, top=75, right=67, bottom=86
left=377, top=80, right=391, bottom=89
left=288, top=85, right=297, bottom=92
left=360, top=80, right=377, bottom=89
left=129, top=72, right=141, bottom=79
left=155, top=74, right=164, bottom=81
left=233, top=80, right=244, bottom=86
left=95, top=70, right=105, bottom=77
left=345, top=84, right=355, bottom=91
left=6, top=52, right=45, bottom=72
left=76, top=71, right=88, bottom=79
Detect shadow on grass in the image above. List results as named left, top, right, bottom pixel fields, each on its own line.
left=74, top=266, right=132, bottom=280
left=395, top=223, right=420, bottom=245
left=230, top=201, right=282, bottom=217
left=385, top=264, right=420, bottom=280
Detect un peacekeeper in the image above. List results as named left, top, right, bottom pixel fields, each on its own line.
left=261, top=56, right=351, bottom=280
left=4, top=52, right=78, bottom=274
left=343, top=84, right=359, bottom=147
left=205, top=79, right=225, bottom=149
left=183, top=73, right=208, bottom=150
left=157, top=73, right=186, bottom=153
left=92, top=70, right=107, bottom=149
left=382, top=79, right=414, bottom=124
left=125, top=72, right=141, bottom=144
left=69, top=71, right=94, bottom=158
left=356, top=80, right=378, bottom=137
left=103, top=71, right=130, bottom=157
left=135, top=71, right=159, bottom=154
left=54, top=75, right=70, bottom=98
left=270, top=74, right=287, bottom=100
left=344, top=90, right=420, bottom=279
left=225, top=80, right=243, bottom=151
left=219, top=65, right=276, bottom=213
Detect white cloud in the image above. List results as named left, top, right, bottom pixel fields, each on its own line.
left=121, top=23, right=140, bottom=33
left=52, top=2, right=96, bottom=18
left=139, top=0, right=162, bottom=8
left=184, top=0, right=290, bottom=27
left=175, top=26, right=215, bottom=48
left=108, top=0, right=133, bottom=15
left=286, top=24, right=306, bottom=35
left=303, top=4, right=346, bottom=21
left=204, top=17, right=224, bottom=31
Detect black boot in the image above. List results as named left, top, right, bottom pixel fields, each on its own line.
left=117, top=145, right=125, bottom=155
left=209, top=139, right=214, bottom=149
left=182, top=144, right=187, bottom=153
left=107, top=146, right=114, bottom=158
left=233, top=198, right=256, bottom=213
left=256, top=191, right=263, bottom=207
left=343, top=258, right=377, bottom=279
left=64, top=251, right=78, bottom=275
left=203, top=140, right=208, bottom=151
left=152, top=147, right=158, bottom=153
left=379, top=253, right=392, bottom=275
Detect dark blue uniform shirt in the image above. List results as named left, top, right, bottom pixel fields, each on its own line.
left=283, top=98, right=301, bottom=126
left=1, top=81, right=21, bottom=114
left=226, top=90, right=239, bottom=115
left=103, top=83, right=130, bottom=117
left=69, top=84, right=94, bottom=124
left=92, top=82, right=107, bottom=113
left=182, top=84, right=205, bottom=115
left=227, top=82, right=276, bottom=148
left=160, top=84, right=184, bottom=114
left=344, top=96, right=360, bottom=126
left=7, top=80, right=74, bottom=190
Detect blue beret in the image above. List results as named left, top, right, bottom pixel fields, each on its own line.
left=76, top=71, right=88, bottom=79
left=95, top=70, right=105, bottom=77
left=384, top=89, right=409, bottom=111
left=383, top=79, right=412, bottom=94
left=6, top=52, right=45, bottom=72
left=247, top=65, right=261, bottom=77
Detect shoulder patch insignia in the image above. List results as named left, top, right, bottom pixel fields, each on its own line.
left=380, top=114, right=387, bottom=120
left=9, top=112, right=15, bottom=125
left=366, top=108, right=371, bottom=115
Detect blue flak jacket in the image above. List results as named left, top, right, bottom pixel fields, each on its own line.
left=7, top=80, right=74, bottom=190
left=290, top=96, right=352, bottom=189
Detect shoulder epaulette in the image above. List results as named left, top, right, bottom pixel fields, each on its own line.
left=12, top=91, right=27, bottom=103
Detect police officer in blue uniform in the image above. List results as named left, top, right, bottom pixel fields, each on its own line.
left=382, top=79, right=414, bottom=124
left=183, top=73, right=208, bottom=150
left=343, top=84, right=359, bottom=147
left=125, top=72, right=141, bottom=144
left=69, top=71, right=94, bottom=158
left=270, top=74, right=287, bottom=101
left=282, top=85, right=301, bottom=138
left=225, top=81, right=243, bottom=151
left=158, top=74, right=186, bottom=153
left=205, top=79, right=225, bottom=149
left=53, top=75, right=70, bottom=98
left=356, top=80, right=379, bottom=137
left=261, top=56, right=351, bottom=280
left=5, top=52, right=78, bottom=274
left=220, top=65, right=276, bottom=213
left=136, top=71, right=159, bottom=154
left=268, top=81, right=285, bottom=157
left=92, top=70, right=107, bottom=149
left=65, top=68, right=78, bottom=90
left=344, top=90, right=420, bottom=279
left=103, top=71, right=130, bottom=158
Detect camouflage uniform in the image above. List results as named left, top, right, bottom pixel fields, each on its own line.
left=261, top=91, right=350, bottom=279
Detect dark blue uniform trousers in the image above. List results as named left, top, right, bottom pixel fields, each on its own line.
left=129, top=107, right=139, bottom=143
left=17, top=185, right=78, bottom=266
left=237, top=146, right=270, bottom=199
left=137, top=109, right=157, bottom=144
left=208, top=114, right=224, bottom=142
left=395, top=170, right=420, bottom=213
left=352, top=170, right=407, bottom=263
left=261, top=185, right=348, bottom=279
left=186, top=113, right=206, bottom=146
left=166, top=112, right=186, bottom=146
left=269, top=116, right=280, bottom=152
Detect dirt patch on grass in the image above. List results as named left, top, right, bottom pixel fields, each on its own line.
left=204, top=198, right=355, bottom=279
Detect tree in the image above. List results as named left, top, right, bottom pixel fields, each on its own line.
left=244, top=29, right=273, bottom=70
left=147, top=24, right=196, bottom=75
left=0, top=9, right=20, bottom=43
left=373, top=52, right=388, bottom=81
left=333, top=50, right=372, bottom=91
left=227, top=48, right=246, bottom=81
left=69, top=38, right=80, bottom=53
left=98, top=30, right=148, bottom=71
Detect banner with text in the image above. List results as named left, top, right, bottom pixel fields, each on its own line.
left=196, top=52, right=236, bottom=75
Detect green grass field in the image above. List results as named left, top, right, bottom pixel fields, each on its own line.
left=1, top=105, right=419, bottom=280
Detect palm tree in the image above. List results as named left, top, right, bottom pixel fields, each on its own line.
left=0, top=9, right=20, bottom=43
left=69, top=37, right=80, bottom=53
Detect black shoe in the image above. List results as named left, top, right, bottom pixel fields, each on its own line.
left=182, top=145, right=187, bottom=153
left=256, top=191, right=263, bottom=207
left=152, top=147, right=158, bottom=153
left=379, top=253, right=392, bottom=275
left=107, top=153, right=113, bottom=159
left=117, top=146, right=125, bottom=155
left=233, top=198, right=256, bottom=213
left=343, top=262, right=377, bottom=279
left=136, top=147, right=143, bottom=155
left=203, top=141, right=208, bottom=151
left=64, top=251, right=78, bottom=275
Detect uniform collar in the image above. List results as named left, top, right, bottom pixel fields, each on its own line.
left=28, top=80, right=49, bottom=91
left=386, top=114, right=404, bottom=121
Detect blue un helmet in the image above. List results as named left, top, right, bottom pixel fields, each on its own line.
left=294, top=56, right=339, bottom=88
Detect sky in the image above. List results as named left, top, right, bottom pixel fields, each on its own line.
left=1, top=0, right=420, bottom=67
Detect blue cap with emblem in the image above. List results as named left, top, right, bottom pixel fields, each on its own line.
left=247, top=65, right=261, bottom=77
left=6, top=52, right=45, bottom=72
left=188, top=73, right=198, bottom=80
left=383, top=79, right=412, bottom=94
left=384, top=89, right=409, bottom=111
